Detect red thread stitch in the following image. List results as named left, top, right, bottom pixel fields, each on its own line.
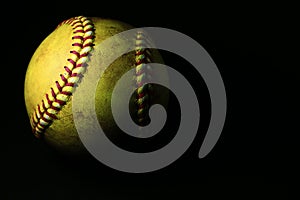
left=135, top=30, right=152, bottom=125
left=31, top=16, right=95, bottom=137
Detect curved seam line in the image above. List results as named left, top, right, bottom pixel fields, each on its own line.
left=30, top=16, right=95, bottom=138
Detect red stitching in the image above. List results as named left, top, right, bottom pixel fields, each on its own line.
left=46, top=94, right=52, bottom=105
left=72, top=36, right=83, bottom=40
left=50, top=88, right=56, bottom=98
left=75, top=63, right=84, bottom=68
left=55, top=81, right=62, bottom=91
left=67, top=58, right=76, bottom=66
left=50, top=105, right=60, bottom=111
left=71, top=73, right=78, bottom=77
left=45, top=111, right=58, bottom=119
left=54, top=99, right=66, bottom=105
left=60, top=74, right=68, bottom=83
left=138, top=93, right=145, bottom=98
left=37, top=105, right=42, bottom=116
left=37, top=123, right=46, bottom=128
left=31, top=16, right=95, bottom=137
left=83, top=43, right=93, bottom=48
left=136, top=50, right=143, bottom=55
left=135, top=31, right=152, bottom=125
left=72, top=43, right=82, bottom=47
left=83, top=35, right=94, bottom=41
left=73, top=30, right=84, bottom=33
left=61, top=91, right=72, bottom=96
left=42, top=100, right=47, bottom=111
left=65, top=83, right=74, bottom=87
left=80, top=53, right=88, bottom=58
left=41, top=116, right=51, bottom=123
left=84, top=28, right=94, bottom=32
left=64, top=66, right=72, bottom=75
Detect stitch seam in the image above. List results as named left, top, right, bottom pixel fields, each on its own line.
left=135, top=30, right=152, bottom=125
left=31, top=16, right=95, bottom=138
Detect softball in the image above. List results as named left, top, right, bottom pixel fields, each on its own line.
left=24, top=16, right=169, bottom=157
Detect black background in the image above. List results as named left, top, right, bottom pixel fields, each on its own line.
left=2, top=1, right=296, bottom=199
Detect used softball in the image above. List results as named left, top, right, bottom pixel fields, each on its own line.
left=24, top=16, right=169, bottom=157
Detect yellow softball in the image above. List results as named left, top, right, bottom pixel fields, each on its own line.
left=24, top=16, right=168, bottom=157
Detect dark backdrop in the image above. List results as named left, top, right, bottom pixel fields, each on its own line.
left=2, top=1, right=295, bottom=199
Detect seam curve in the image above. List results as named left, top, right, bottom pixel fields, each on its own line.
left=135, top=30, right=152, bottom=125
left=30, top=16, right=95, bottom=138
